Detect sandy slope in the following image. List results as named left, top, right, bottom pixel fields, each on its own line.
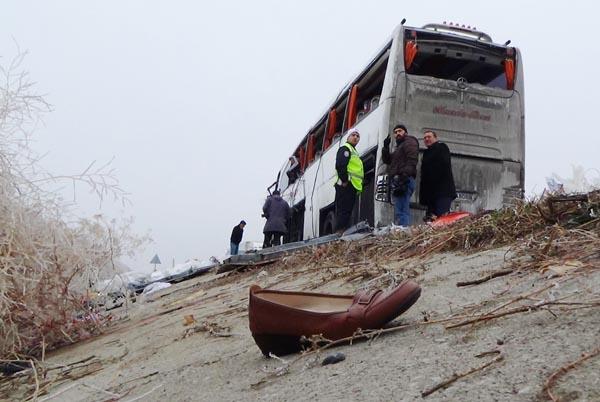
left=10, top=246, right=600, bottom=402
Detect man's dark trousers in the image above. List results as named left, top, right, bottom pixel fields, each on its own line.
left=263, top=231, right=285, bottom=248
left=334, top=184, right=357, bottom=232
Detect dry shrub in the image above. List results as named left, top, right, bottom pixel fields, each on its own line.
left=0, top=50, right=144, bottom=359
left=280, top=191, right=600, bottom=277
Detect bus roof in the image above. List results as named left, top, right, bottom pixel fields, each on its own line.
left=421, top=23, right=493, bottom=42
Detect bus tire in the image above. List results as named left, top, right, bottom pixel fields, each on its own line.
left=322, top=211, right=336, bottom=235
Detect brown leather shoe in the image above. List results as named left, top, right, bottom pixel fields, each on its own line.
left=248, top=280, right=421, bottom=356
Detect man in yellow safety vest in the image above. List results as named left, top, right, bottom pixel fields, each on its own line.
left=334, top=130, right=364, bottom=233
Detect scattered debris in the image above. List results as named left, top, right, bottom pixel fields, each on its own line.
left=183, top=314, right=196, bottom=326
left=181, top=321, right=231, bottom=339
left=321, top=352, right=346, bottom=366
left=543, top=346, right=600, bottom=402
left=540, top=259, right=585, bottom=278
left=0, top=355, right=105, bottom=401
left=474, top=350, right=501, bottom=358
left=259, top=353, right=290, bottom=378
left=421, top=354, right=504, bottom=397
left=142, top=282, right=172, bottom=296
left=456, top=268, right=514, bottom=287
left=0, top=360, right=31, bottom=376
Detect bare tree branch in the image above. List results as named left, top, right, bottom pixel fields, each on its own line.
left=0, top=48, right=146, bottom=359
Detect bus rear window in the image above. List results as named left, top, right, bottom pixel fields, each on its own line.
left=405, top=32, right=515, bottom=90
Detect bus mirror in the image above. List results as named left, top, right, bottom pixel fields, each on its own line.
left=267, top=180, right=278, bottom=195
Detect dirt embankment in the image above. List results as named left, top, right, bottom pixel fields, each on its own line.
left=3, top=195, right=600, bottom=401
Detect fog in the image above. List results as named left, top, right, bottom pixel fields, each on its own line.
left=2, top=1, right=599, bottom=271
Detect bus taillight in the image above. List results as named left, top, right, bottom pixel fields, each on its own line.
left=404, top=40, right=418, bottom=70
left=503, top=58, right=515, bottom=90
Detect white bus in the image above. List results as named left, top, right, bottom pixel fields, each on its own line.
left=269, top=21, right=525, bottom=241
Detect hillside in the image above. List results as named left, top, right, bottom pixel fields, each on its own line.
left=2, top=193, right=599, bottom=401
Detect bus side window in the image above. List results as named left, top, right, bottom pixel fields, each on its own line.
left=297, top=146, right=306, bottom=171
left=331, top=97, right=347, bottom=141
left=346, top=84, right=359, bottom=129
left=278, top=161, right=290, bottom=191
left=306, top=134, right=316, bottom=165
left=312, top=121, right=326, bottom=156
left=323, top=109, right=337, bottom=151
left=286, top=156, right=300, bottom=184
left=345, top=50, right=389, bottom=129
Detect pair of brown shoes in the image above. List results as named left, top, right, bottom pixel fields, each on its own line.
left=248, top=280, right=421, bottom=356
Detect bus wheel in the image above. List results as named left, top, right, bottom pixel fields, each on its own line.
left=322, top=211, right=336, bottom=235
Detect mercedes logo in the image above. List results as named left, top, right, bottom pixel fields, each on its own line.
left=457, top=77, right=468, bottom=89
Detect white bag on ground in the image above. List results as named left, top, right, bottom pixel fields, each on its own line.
left=142, top=282, right=171, bottom=296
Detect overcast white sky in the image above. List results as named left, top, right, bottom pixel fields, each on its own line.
left=3, top=1, right=599, bottom=272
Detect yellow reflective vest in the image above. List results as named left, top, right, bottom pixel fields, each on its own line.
left=336, top=142, right=364, bottom=193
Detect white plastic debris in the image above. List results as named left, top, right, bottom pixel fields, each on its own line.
left=547, top=165, right=600, bottom=194
left=142, top=282, right=172, bottom=296
left=150, top=270, right=167, bottom=281
left=545, top=177, right=564, bottom=194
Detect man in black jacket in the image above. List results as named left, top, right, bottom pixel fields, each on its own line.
left=419, top=130, right=456, bottom=220
left=381, top=124, right=419, bottom=226
left=230, top=220, right=246, bottom=255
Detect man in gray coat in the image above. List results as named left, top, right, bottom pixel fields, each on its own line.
left=262, top=190, right=292, bottom=248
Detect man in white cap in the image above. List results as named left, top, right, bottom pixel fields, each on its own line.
left=334, top=130, right=364, bottom=233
